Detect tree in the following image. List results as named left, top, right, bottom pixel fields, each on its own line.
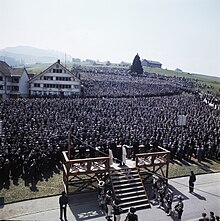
left=130, top=54, right=143, bottom=75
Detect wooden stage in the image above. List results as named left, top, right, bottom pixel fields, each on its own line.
left=62, top=146, right=170, bottom=194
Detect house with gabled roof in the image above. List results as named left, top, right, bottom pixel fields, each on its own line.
left=141, top=59, right=162, bottom=68
left=29, top=60, right=81, bottom=97
left=0, top=60, right=29, bottom=99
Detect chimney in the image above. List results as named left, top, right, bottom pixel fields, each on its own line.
left=57, top=59, right=60, bottom=64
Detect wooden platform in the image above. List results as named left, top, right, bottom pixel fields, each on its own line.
left=62, top=146, right=170, bottom=194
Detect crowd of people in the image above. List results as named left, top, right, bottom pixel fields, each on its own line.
left=81, top=73, right=184, bottom=98
left=0, top=92, right=219, bottom=188
left=199, top=211, right=219, bottom=221
left=71, top=65, right=214, bottom=99
left=0, top=65, right=219, bottom=221
left=79, top=70, right=201, bottom=98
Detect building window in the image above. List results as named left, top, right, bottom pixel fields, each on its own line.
left=11, top=86, right=19, bottom=91
left=0, top=85, right=3, bottom=90
left=34, top=83, right=41, bottom=87
left=43, top=84, right=71, bottom=89
left=44, top=76, right=53, bottom=80
left=56, top=77, right=71, bottom=81
left=12, top=77, right=19, bottom=83
left=0, top=76, right=3, bottom=81
left=53, top=69, right=62, bottom=73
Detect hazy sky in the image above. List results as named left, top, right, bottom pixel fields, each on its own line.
left=1, top=0, right=219, bottom=77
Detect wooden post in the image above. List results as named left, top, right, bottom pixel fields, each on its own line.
left=68, top=127, right=71, bottom=160
left=166, top=152, right=170, bottom=179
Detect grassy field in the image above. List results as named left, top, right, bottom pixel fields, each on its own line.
left=0, top=169, right=63, bottom=205
left=143, top=67, right=220, bottom=93
left=1, top=158, right=219, bottom=205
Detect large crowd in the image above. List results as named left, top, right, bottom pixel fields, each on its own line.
left=0, top=91, right=220, bottom=187
left=72, top=66, right=211, bottom=98
left=81, top=72, right=185, bottom=98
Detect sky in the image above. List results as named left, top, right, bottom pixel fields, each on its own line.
left=0, top=0, right=220, bottom=77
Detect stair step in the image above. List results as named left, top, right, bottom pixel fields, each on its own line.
left=114, top=181, right=142, bottom=188
left=115, top=186, right=143, bottom=193
left=112, top=177, right=141, bottom=184
left=119, top=194, right=147, bottom=202
left=111, top=173, right=139, bottom=179
left=121, top=203, right=151, bottom=212
left=116, top=190, right=145, bottom=197
left=120, top=198, right=149, bottom=208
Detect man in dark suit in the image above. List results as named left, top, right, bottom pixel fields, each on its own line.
left=59, top=191, right=68, bottom=220
left=189, top=171, right=196, bottom=193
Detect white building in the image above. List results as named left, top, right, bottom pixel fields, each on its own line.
left=0, top=60, right=29, bottom=99
left=29, top=60, right=81, bottom=97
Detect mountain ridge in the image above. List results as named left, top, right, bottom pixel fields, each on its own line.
left=0, top=46, right=72, bottom=66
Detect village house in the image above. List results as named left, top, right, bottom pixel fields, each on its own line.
left=0, top=60, right=29, bottom=99
left=141, top=59, right=162, bottom=68
left=29, top=60, right=81, bottom=97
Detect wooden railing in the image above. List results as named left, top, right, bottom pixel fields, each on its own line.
left=62, top=151, right=110, bottom=175
left=135, top=146, right=170, bottom=168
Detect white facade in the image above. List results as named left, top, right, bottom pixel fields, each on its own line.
left=29, top=60, right=81, bottom=97
left=0, top=61, right=29, bottom=99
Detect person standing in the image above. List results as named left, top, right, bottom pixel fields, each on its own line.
left=29, top=159, right=37, bottom=187
left=132, top=139, right=139, bottom=161
left=210, top=212, right=216, bottom=221
left=122, top=145, right=127, bottom=166
left=174, top=195, right=184, bottom=221
left=152, top=175, right=160, bottom=202
left=97, top=180, right=106, bottom=209
left=59, top=191, right=68, bottom=221
left=124, top=207, right=138, bottom=221
left=189, top=171, right=196, bottom=193
left=157, top=182, right=166, bottom=209
left=165, top=188, right=173, bottom=216
left=105, top=190, right=113, bottom=220
left=112, top=200, right=122, bottom=221
left=109, top=148, right=114, bottom=166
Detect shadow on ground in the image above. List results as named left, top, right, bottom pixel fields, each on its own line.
left=0, top=197, right=4, bottom=208
left=68, top=192, right=105, bottom=221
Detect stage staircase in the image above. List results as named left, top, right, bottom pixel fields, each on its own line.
left=110, top=168, right=151, bottom=212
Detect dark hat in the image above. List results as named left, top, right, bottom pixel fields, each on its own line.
left=130, top=207, right=136, bottom=213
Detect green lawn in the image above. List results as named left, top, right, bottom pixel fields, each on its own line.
left=168, top=158, right=220, bottom=178
left=0, top=169, right=63, bottom=204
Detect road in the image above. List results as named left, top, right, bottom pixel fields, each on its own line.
left=0, top=173, right=220, bottom=221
